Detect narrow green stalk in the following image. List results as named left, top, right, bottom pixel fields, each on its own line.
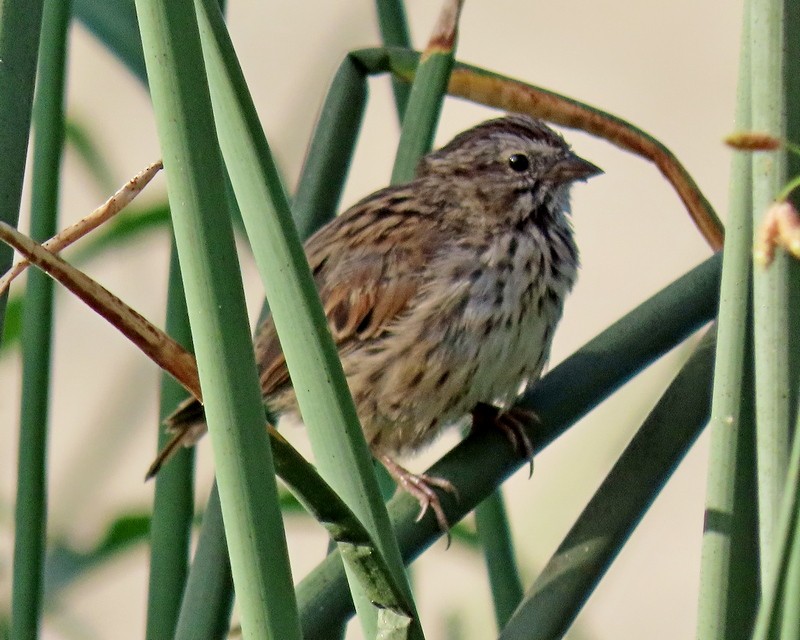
left=146, top=244, right=196, bottom=640
left=193, top=1, right=418, bottom=636
left=498, top=330, right=716, bottom=640
left=781, top=540, right=800, bottom=640
left=750, top=1, right=800, bottom=624
left=297, top=255, right=723, bottom=634
left=752, top=403, right=800, bottom=639
left=787, top=1, right=800, bottom=185
left=374, top=0, right=412, bottom=118
left=750, top=0, right=791, bottom=586
left=291, top=54, right=367, bottom=240
left=697, top=8, right=760, bottom=638
left=11, top=1, right=69, bottom=637
left=269, top=432, right=418, bottom=614
left=0, top=0, right=45, bottom=334
left=174, top=483, right=234, bottom=640
left=475, top=490, right=523, bottom=629
left=390, top=1, right=462, bottom=184
left=782, top=5, right=800, bottom=634
left=133, top=0, right=300, bottom=637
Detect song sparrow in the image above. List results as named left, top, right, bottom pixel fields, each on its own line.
left=149, top=115, right=601, bottom=530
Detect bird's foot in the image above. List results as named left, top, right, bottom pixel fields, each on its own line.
left=379, top=454, right=458, bottom=541
left=471, top=402, right=537, bottom=477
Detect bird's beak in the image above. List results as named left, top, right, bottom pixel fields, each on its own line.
left=546, top=153, right=603, bottom=183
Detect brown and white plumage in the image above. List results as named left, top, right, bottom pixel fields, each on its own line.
left=149, top=115, right=601, bottom=528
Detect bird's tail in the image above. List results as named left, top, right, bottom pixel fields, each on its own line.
left=145, top=397, right=208, bottom=480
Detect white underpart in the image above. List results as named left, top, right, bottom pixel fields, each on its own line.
left=463, top=226, right=576, bottom=411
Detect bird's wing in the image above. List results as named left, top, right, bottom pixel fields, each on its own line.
left=256, top=185, right=440, bottom=395
left=150, top=186, right=438, bottom=478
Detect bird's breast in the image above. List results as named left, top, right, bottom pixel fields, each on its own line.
left=434, top=224, right=578, bottom=408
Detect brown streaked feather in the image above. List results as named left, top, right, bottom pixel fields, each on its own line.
left=147, top=409, right=208, bottom=479
left=256, top=186, right=441, bottom=396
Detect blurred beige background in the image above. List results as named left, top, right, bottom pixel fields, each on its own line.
left=1, top=1, right=742, bottom=638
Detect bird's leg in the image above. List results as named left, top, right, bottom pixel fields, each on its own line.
left=379, top=454, right=458, bottom=536
left=754, top=201, right=800, bottom=266
left=471, top=402, right=537, bottom=477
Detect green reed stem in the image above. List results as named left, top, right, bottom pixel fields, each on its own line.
left=374, top=0, right=412, bottom=119
left=696, top=7, right=760, bottom=638
left=0, top=0, right=44, bottom=335
left=145, top=243, right=196, bottom=640
left=173, top=483, right=234, bottom=640
left=475, top=490, right=523, bottom=630
left=752, top=404, right=800, bottom=639
left=750, top=0, right=794, bottom=589
left=133, top=0, right=300, bottom=637
left=194, top=0, right=419, bottom=636
left=291, top=54, right=367, bottom=240
left=390, top=2, right=462, bottom=184
left=10, top=2, right=69, bottom=638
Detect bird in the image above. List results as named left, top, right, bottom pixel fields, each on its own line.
left=148, top=114, right=602, bottom=531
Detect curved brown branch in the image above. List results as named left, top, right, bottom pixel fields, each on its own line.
left=0, top=221, right=199, bottom=399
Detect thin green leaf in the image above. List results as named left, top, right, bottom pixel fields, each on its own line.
left=750, top=0, right=796, bottom=588
left=12, top=2, right=70, bottom=638
left=290, top=54, right=367, bottom=241
left=146, top=244, right=195, bottom=640
left=271, top=432, right=414, bottom=617
left=783, top=4, right=800, bottom=634
left=752, top=404, right=800, bottom=639
left=697, top=7, right=760, bottom=638
left=0, top=0, right=44, bottom=336
left=134, top=0, right=301, bottom=637
left=750, top=1, right=800, bottom=634
left=475, top=490, right=523, bottom=630
left=194, top=1, right=420, bottom=637
left=390, top=0, right=463, bottom=184
left=175, top=426, right=426, bottom=640
left=174, top=484, right=234, bottom=640
left=374, top=0, right=412, bottom=118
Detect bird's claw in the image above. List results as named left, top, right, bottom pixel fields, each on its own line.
left=472, top=402, right=537, bottom=477
left=380, top=455, right=458, bottom=545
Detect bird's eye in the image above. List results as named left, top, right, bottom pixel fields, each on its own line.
left=508, top=153, right=530, bottom=172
